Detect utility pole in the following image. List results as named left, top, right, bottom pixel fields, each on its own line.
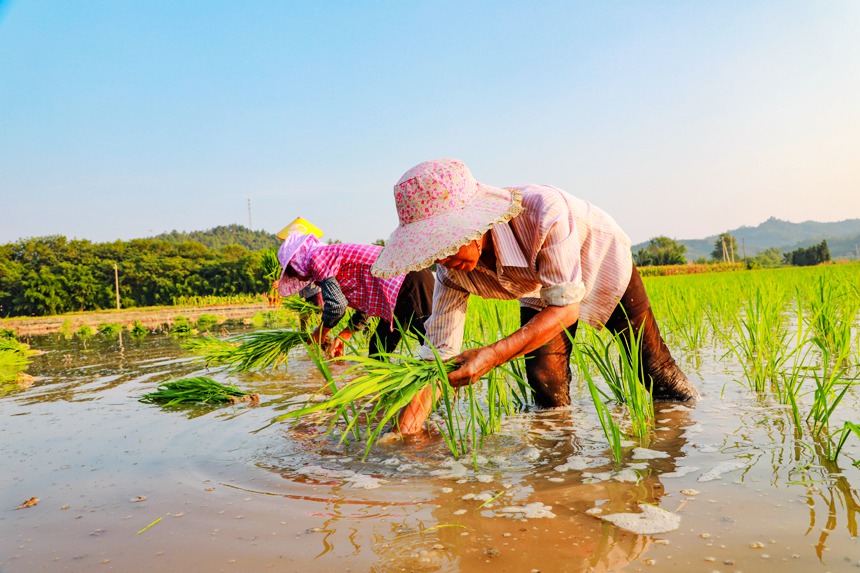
left=248, top=197, right=252, bottom=230
left=114, top=263, right=121, bottom=310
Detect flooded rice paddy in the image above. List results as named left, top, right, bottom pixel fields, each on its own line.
left=2, top=325, right=859, bottom=573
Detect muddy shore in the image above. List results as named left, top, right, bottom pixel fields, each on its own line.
left=0, top=302, right=273, bottom=337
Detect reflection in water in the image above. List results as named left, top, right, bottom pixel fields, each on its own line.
left=255, top=402, right=698, bottom=572
left=3, top=328, right=860, bottom=573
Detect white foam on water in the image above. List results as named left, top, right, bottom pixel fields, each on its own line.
left=295, top=465, right=386, bottom=489
left=496, top=502, right=556, bottom=519
left=476, top=474, right=494, bottom=483
left=627, top=462, right=649, bottom=470
left=612, top=468, right=640, bottom=483
left=521, top=447, right=541, bottom=461
left=473, top=491, right=496, bottom=503
left=692, top=443, right=720, bottom=453
left=297, top=465, right=356, bottom=480
left=554, top=455, right=591, bottom=472
left=592, top=504, right=680, bottom=535
left=660, top=465, right=701, bottom=478
left=582, top=471, right=612, bottom=483
left=430, top=460, right=469, bottom=479
left=347, top=474, right=386, bottom=489
left=698, top=460, right=749, bottom=482
left=632, top=447, right=670, bottom=460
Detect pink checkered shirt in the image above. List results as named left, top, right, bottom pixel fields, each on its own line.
left=305, top=243, right=405, bottom=323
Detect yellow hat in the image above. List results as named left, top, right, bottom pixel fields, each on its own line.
left=276, top=217, right=323, bottom=241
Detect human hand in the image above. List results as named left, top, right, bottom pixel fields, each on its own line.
left=446, top=345, right=504, bottom=388
left=309, top=325, right=326, bottom=346
left=327, top=337, right=345, bottom=358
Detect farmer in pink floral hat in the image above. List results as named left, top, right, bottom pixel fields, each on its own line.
left=277, top=226, right=434, bottom=358
left=372, top=158, right=699, bottom=434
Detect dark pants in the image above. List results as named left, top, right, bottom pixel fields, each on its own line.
left=520, top=264, right=696, bottom=407
left=369, top=268, right=435, bottom=356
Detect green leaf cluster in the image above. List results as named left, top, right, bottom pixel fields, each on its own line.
left=0, top=233, right=275, bottom=317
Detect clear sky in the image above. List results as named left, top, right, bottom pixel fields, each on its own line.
left=1, top=1, right=858, bottom=246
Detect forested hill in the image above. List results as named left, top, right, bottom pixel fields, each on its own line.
left=152, top=225, right=279, bottom=251
left=633, top=217, right=860, bottom=261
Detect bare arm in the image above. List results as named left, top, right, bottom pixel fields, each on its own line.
left=397, top=302, right=579, bottom=434
left=446, top=302, right=580, bottom=386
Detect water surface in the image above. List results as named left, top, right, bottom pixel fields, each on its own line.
left=2, top=328, right=859, bottom=572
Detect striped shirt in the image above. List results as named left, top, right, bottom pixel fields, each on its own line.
left=419, top=184, right=633, bottom=360
left=305, top=243, right=406, bottom=326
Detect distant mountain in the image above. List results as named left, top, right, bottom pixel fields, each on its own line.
left=151, top=224, right=279, bottom=251
left=632, top=217, right=860, bottom=262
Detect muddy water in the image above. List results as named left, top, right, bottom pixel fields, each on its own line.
left=2, top=329, right=859, bottom=573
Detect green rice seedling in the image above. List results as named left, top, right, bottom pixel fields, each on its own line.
left=261, top=247, right=282, bottom=283
left=251, top=309, right=292, bottom=329
left=806, top=337, right=856, bottom=441
left=170, top=316, right=196, bottom=336
left=574, top=323, right=654, bottom=440
left=571, top=339, right=624, bottom=464
left=199, top=330, right=311, bottom=372
left=58, top=319, right=74, bottom=339
left=140, top=376, right=257, bottom=405
left=98, top=322, right=122, bottom=336
left=269, top=354, right=458, bottom=457
left=0, top=336, right=33, bottom=383
left=195, top=314, right=222, bottom=332
left=281, top=295, right=322, bottom=331
left=661, top=287, right=708, bottom=352
left=721, top=286, right=793, bottom=393
left=75, top=325, right=94, bottom=338
left=804, top=274, right=858, bottom=365
left=182, top=334, right=240, bottom=367
left=770, top=296, right=815, bottom=433
left=830, top=422, right=860, bottom=466
left=129, top=320, right=148, bottom=337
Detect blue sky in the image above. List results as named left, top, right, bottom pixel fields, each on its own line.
left=1, top=1, right=858, bottom=246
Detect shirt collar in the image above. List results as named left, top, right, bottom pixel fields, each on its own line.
left=490, top=222, right=529, bottom=268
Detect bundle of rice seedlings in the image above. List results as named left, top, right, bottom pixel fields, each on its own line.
left=269, top=354, right=457, bottom=456
left=225, top=330, right=311, bottom=371
left=181, top=335, right=240, bottom=367
left=140, top=376, right=259, bottom=405
left=281, top=295, right=321, bottom=316
left=182, top=330, right=311, bottom=372
left=0, top=337, right=33, bottom=383
left=261, top=247, right=282, bottom=283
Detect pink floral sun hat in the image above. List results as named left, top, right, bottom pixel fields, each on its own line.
left=276, top=232, right=323, bottom=297
left=371, top=158, right=523, bottom=278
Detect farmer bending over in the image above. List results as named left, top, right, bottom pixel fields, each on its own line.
left=371, top=159, right=699, bottom=434
left=277, top=220, right=433, bottom=358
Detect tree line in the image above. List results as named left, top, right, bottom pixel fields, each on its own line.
left=634, top=234, right=831, bottom=268
left=0, top=235, right=274, bottom=317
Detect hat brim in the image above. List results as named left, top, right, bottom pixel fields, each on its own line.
left=371, top=184, right=523, bottom=278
